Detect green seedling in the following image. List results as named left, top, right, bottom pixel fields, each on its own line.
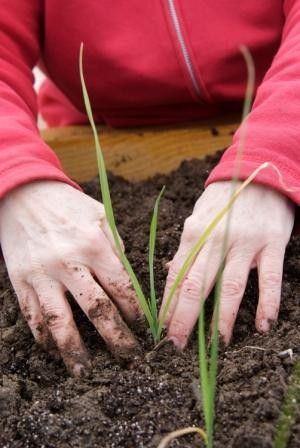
left=157, top=46, right=256, bottom=448
left=273, top=360, right=300, bottom=448
left=148, top=186, right=165, bottom=335
left=79, top=43, right=298, bottom=447
left=196, top=46, right=256, bottom=448
left=79, top=43, right=164, bottom=340
left=158, top=46, right=255, bottom=337
left=156, top=160, right=273, bottom=447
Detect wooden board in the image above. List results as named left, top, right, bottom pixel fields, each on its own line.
left=41, top=116, right=239, bottom=182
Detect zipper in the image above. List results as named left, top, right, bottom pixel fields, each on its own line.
left=166, top=0, right=202, bottom=99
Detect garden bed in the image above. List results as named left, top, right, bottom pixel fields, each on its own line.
left=0, top=151, right=299, bottom=448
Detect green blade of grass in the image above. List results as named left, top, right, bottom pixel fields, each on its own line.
left=79, top=43, right=155, bottom=334
left=233, top=45, right=256, bottom=178
left=149, top=186, right=165, bottom=335
left=273, top=360, right=300, bottom=448
left=204, top=48, right=255, bottom=445
left=196, top=46, right=255, bottom=448
left=206, top=266, right=224, bottom=448
left=198, top=304, right=210, bottom=444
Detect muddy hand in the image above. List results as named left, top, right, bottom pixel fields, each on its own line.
left=0, top=181, right=143, bottom=376
left=161, top=181, right=295, bottom=348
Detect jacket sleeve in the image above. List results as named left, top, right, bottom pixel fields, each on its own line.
left=0, top=0, right=80, bottom=200
left=206, top=0, right=300, bottom=206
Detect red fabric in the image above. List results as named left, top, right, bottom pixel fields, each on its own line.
left=0, top=1, right=299, bottom=204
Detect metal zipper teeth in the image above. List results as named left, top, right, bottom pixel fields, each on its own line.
left=167, top=0, right=202, bottom=99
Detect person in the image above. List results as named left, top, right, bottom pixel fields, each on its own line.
left=0, top=1, right=299, bottom=376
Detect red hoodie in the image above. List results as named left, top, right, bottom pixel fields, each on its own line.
left=0, top=1, right=299, bottom=204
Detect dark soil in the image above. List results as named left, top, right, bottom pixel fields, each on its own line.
left=1, top=152, right=299, bottom=448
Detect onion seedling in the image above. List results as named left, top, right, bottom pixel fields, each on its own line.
left=148, top=186, right=165, bottom=336
left=273, top=360, right=300, bottom=448
left=79, top=43, right=298, bottom=447
left=157, top=46, right=256, bottom=448
left=79, top=43, right=164, bottom=340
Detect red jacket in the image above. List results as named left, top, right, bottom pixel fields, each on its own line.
left=0, top=1, right=299, bottom=204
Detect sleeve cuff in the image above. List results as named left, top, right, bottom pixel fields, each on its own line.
left=0, top=161, right=81, bottom=200
left=205, top=158, right=300, bottom=206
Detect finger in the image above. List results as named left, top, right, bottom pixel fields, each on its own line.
left=160, top=216, right=202, bottom=326
left=14, top=281, right=54, bottom=351
left=255, top=243, right=285, bottom=332
left=90, top=228, right=143, bottom=323
left=61, top=265, right=140, bottom=360
left=32, top=276, right=91, bottom=376
left=217, top=247, right=254, bottom=345
left=167, top=241, right=223, bottom=349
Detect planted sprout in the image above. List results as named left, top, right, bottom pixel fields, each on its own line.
left=79, top=43, right=164, bottom=340
left=157, top=46, right=256, bottom=448
left=148, top=186, right=165, bottom=337
left=80, top=43, right=298, bottom=448
left=273, top=360, right=300, bottom=448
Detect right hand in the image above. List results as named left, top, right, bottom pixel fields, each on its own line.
left=0, top=181, right=143, bottom=376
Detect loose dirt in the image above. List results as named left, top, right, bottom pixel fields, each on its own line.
left=1, top=152, right=299, bottom=447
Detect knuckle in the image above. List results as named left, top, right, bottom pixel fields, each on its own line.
left=82, top=231, right=105, bottom=257
left=29, top=316, right=43, bottom=328
left=221, top=278, right=244, bottom=300
left=181, top=275, right=204, bottom=303
left=30, top=272, right=48, bottom=289
left=85, top=230, right=102, bottom=249
left=58, top=260, right=85, bottom=278
left=182, top=216, right=200, bottom=241
left=9, top=269, right=26, bottom=286
left=87, top=296, right=113, bottom=321
left=40, top=305, right=68, bottom=329
left=210, top=230, right=225, bottom=246
left=260, top=271, right=282, bottom=291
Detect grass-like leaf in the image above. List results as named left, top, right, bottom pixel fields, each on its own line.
left=198, top=305, right=210, bottom=441
left=79, top=43, right=156, bottom=335
left=273, top=360, right=300, bottom=448
left=149, top=186, right=165, bottom=337
left=206, top=267, right=223, bottom=447
left=159, top=47, right=256, bottom=447
left=158, top=46, right=256, bottom=335
left=196, top=46, right=256, bottom=448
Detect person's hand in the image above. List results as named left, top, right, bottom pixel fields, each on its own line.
left=0, top=181, right=142, bottom=376
left=161, top=181, right=295, bottom=348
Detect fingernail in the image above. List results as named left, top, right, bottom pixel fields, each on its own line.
left=219, top=333, right=229, bottom=351
left=73, top=362, right=90, bottom=378
left=259, top=319, right=270, bottom=332
left=167, top=336, right=185, bottom=350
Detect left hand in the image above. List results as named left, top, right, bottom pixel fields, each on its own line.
left=160, top=181, right=295, bottom=348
